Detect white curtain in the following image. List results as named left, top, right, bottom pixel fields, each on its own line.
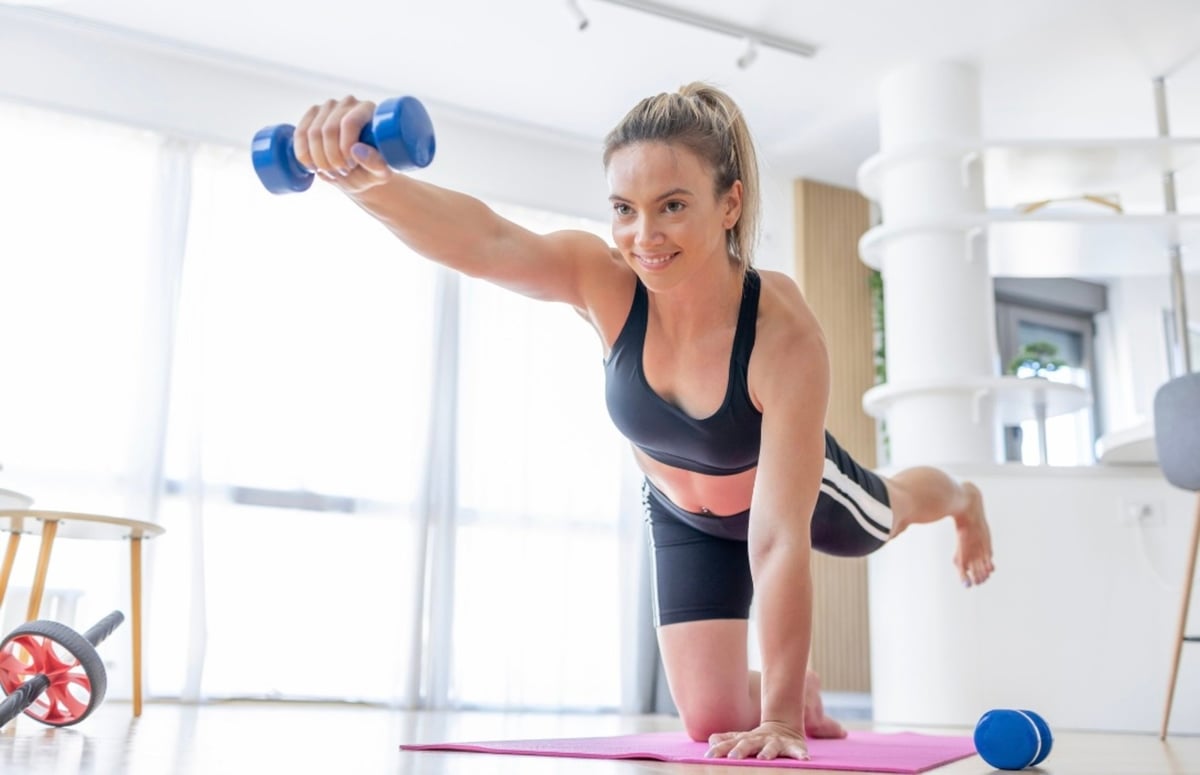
left=0, top=100, right=634, bottom=711
left=0, top=104, right=167, bottom=667
left=451, top=204, right=628, bottom=709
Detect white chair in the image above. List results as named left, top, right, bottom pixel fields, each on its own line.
left=1156, top=372, right=1200, bottom=739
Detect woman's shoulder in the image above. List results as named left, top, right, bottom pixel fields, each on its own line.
left=548, top=231, right=636, bottom=345
left=753, top=269, right=823, bottom=338
left=747, top=269, right=830, bottom=408
left=538, top=229, right=632, bottom=298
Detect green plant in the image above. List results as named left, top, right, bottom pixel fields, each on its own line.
left=869, top=269, right=885, bottom=384
left=1008, top=341, right=1066, bottom=378
left=868, top=269, right=889, bottom=463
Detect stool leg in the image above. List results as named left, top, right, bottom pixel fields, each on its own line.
left=0, top=531, right=21, bottom=608
left=131, top=536, right=144, bottom=718
left=1162, top=495, right=1200, bottom=740
left=26, top=520, right=58, bottom=621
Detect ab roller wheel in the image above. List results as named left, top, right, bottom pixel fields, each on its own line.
left=252, top=96, right=436, bottom=194
left=0, top=611, right=124, bottom=728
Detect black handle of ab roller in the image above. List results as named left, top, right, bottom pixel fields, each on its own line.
left=251, top=96, right=436, bottom=194
left=83, top=610, right=125, bottom=647
left=0, top=675, right=50, bottom=726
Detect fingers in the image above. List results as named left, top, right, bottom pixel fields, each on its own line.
left=705, top=730, right=811, bottom=761
left=757, top=737, right=810, bottom=760
left=347, top=142, right=392, bottom=179
left=705, top=734, right=738, bottom=759
left=782, top=740, right=812, bottom=760
left=293, top=96, right=376, bottom=179
left=756, top=738, right=783, bottom=760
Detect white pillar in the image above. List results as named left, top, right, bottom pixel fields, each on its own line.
left=866, top=61, right=998, bottom=729
left=875, top=61, right=1000, bottom=468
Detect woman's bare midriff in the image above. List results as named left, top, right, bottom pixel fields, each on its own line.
left=634, top=446, right=758, bottom=516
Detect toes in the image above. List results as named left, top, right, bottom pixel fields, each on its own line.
left=967, top=558, right=993, bottom=585
left=807, top=718, right=847, bottom=739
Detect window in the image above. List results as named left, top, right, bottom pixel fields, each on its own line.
left=1, top=98, right=628, bottom=711
left=160, top=143, right=442, bottom=701
left=451, top=204, right=626, bottom=710
left=995, top=278, right=1107, bottom=465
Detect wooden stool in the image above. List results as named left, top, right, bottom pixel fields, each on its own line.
left=0, top=509, right=164, bottom=717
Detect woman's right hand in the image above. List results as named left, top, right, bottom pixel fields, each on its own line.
left=292, top=96, right=395, bottom=195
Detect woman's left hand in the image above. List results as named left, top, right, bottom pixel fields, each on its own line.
left=705, top=721, right=810, bottom=761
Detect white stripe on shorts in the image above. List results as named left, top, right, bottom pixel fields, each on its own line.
left=820, top=458, right=893, bottom=543
left=643, top=486, right=663, bottom=628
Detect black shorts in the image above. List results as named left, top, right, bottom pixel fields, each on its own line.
left=644, top=431, right=893, bottom=626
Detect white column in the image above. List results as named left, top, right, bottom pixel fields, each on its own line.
left=875, top=61, right=1000, bottom=467
left=867, top=61, right=999, bottom=729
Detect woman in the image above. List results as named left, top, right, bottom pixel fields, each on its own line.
left=292, top=82, right=994, bottom=762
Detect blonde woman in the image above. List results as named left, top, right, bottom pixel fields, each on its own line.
left=293, top=83, right=993, bottom=761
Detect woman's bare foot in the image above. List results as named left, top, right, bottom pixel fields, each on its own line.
left=803, top=669, right=847, bottom=739
left=953, top=482, right=994, bottom=587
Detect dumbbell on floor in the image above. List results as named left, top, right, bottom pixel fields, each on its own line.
left=0, top=611, right=124, bottom=727
left=974, top=708, right=1054, bottom=770
left=251, top=96, right=436, bottom=194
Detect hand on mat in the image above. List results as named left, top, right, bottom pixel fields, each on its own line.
left=706, top=721, right=809, bottom=761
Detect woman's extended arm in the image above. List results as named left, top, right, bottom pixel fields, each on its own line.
left=293, top=96, right=621, bottom=309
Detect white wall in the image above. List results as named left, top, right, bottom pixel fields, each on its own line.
left=0, top=11, right=601, bottom=223
left=756, top=170, right=797, bottom=275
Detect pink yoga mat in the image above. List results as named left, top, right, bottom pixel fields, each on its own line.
left=402, top=730, right=978, bottom=772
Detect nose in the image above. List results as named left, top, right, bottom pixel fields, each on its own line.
left=634, top=215, right=664, bottom=247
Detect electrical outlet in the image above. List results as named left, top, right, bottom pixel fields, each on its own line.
left=1120, top=499, right=1165, bottom=527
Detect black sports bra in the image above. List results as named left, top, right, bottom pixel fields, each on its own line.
left=603, top=270, right=763, bottom=476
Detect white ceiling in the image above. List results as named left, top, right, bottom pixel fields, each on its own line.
left=7, top=0, right=1200, bottom=189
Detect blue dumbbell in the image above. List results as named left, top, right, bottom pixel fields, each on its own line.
left=251, top=96, right=436, bottom=194
left=973, top=708, right=1053, bottom=770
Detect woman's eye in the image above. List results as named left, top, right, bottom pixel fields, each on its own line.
left=665, top=201, right=685, bottom=213
left=613, top=203, right=633, bottom=216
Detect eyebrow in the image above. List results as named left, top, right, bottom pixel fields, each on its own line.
left=608, top=187, right=695, bottom=203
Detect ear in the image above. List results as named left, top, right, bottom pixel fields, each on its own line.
left=721, top=180, right=744, bottom=230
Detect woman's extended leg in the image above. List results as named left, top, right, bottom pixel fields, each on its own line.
left=657, top=620, right=847, bottom=741
left=882, top=467, right=994, bottom=586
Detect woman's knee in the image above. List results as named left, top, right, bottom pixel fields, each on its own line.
left=674, top=689, right=751, bottom=741
left=657, top=619, right=756, bottom=738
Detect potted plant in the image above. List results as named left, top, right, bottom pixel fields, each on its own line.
left=1008, top=341, right=1066, bottom=379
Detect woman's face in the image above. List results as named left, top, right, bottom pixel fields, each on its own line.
left=606, top=142, right=741, bottom=287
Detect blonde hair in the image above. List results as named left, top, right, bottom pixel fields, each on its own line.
left=603, top=82, right=760, bottom=269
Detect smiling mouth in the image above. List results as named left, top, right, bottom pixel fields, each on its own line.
left=636, top=252, right=678, bottom=269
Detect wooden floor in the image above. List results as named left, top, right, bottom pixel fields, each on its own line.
left=0, top=701, right=1197, bottom=774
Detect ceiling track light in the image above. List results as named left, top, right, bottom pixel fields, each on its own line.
left=736, top=37, right=758, bottom=70
left=589, top=0, right=817, bottom=60
left=565, top=0, right=589, bottom=31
